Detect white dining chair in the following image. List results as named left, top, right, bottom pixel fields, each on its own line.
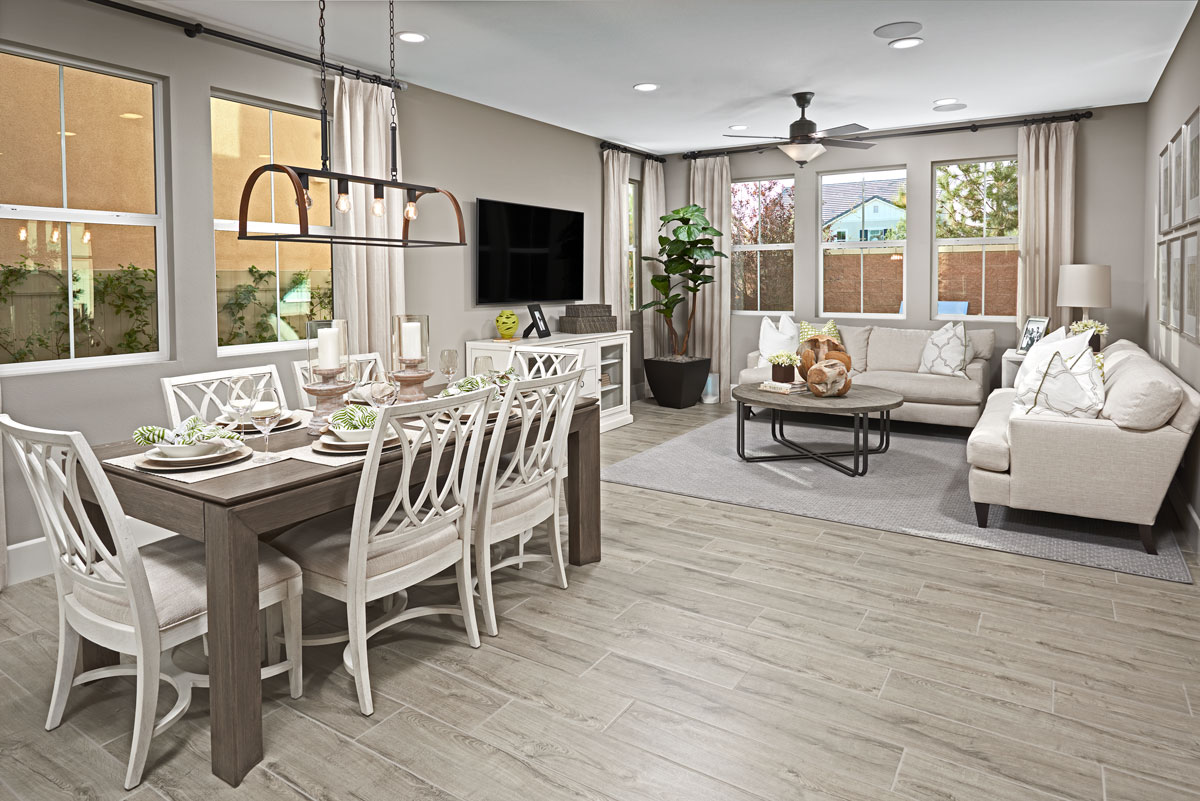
left=474, top=369, right=584, bottom=637
left=270, top=385, right=496, bottom=716
left=160, top=365, right=287, bottom=427
left=0, top=414, right=303, bottom=789
left=291, top=352, right=387, bottom=405
left=504, top=345, right=583, bottom=379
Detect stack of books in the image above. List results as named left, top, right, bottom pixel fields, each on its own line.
left=758, top=380, right=809, bottom=395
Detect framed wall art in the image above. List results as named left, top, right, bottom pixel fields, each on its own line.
left=1159, top=240, right=1171, bottom=325
left=1172, top=130, right=1186, bottom=229
left=1160, top=146, right=1172, bottom=233
left=1185, top=233, right=1199, bottom=340
left=1187, top=108, right=1199, bottom=223
left=1170, top=237, right=1183, bottom=330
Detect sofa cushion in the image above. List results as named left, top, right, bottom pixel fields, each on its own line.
left=854, top=370, right=986, bottom=406
left=1013, top=328, right=1092, bottom=388
left=796, top=319, right=841, bottom=344
left=756, top=316, right=798, bottom=367
left=866, top=327, right=934, bottom=373
left=838, top=325, right=871, bottom=374
left=737, top=365, right=771, bottom=386
left=968, top=388, right=1016, bottom=471
left=966, top=328, right=995, bottom=361
left=1100, top=351, right=1184, bottom=430
left=919, top=322, right=971, bottom=378
left=1013, top=350, right=1104, bottom=419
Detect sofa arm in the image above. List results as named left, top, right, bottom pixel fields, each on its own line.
left=964, top=357, right=989, bottom=388
left=747, top=350, right=761, bottom=370
left=1007, top=414, right=1189, bottom=525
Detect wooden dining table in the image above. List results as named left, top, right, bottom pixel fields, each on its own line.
left=80, top=394, right=601, bottom=787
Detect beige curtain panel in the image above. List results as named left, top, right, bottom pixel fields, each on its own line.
left=688, top=155, right=733, bottom=402
left=1016, top=120, right=1077, bottom=331
left=601, top=149, right=631, bottom=331
left=639, top=158, right=668, bottom=359
left=332, top=77, right=407, bottom=356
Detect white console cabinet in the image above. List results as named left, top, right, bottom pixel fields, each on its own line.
left=465, top=330, right=634, bottom=432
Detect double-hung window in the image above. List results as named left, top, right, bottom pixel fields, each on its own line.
left=211, top=96, right=333, bottom=348
left=626, top=179, right=640, bottom=311
left=819, top=169, right=906, bottom=316
left=933, top=159, right=1018, bottom=318
left=0, top=49, right=165, bottom=370
left=731, top=178, right=794, bottom=312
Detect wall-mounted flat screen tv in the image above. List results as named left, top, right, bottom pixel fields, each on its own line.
left=475, top=198, right=584, bottom=304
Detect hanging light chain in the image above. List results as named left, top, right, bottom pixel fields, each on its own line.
left=388, top=0, right=399, bottom=181
left=318, top=0, right=329, bottom=171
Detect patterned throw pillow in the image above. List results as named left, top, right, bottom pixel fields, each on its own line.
left=1012, top=349, right=1103, bottom=419
left=918, top=322, right=970, bottom=378
left=795, top=319, right=841, bottom=344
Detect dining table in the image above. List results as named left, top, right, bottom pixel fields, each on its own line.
left=79, top=391, right=602, bottom=787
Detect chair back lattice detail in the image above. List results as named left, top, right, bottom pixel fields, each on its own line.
left=160, top=366, right=286, bottom=427
left=480, top=369, right=584, bottom=516
left=0, top=415, right=156, bottom=630
left=505, top=346, right=583, bottom=380
left=347, top=387, right=496, bottom=577
left=291, top=353, right=386, bottom=402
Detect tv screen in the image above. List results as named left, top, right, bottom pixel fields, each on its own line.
left=476, top=198, right=584, bottom=304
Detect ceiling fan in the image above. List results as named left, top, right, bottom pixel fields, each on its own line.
left=726, top=92, right=874, bottom=165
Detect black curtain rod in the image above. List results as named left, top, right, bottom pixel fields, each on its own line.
left=682, top=110, right=1094, bottom=160
left=84, top=0, right=408, bottom=90
left=600, top=141, right=666, bottom=164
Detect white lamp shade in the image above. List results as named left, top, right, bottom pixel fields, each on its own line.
left=778, top=142, right=826, bottom=163
left=1056, top=263, right=1111, bottom=309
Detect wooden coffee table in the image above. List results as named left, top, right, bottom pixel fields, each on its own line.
left=732, top=384, right=903, bottom=476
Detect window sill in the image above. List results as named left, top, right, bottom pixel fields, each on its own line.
left=0, top=350, right=169, bottom=378
left=731, top=310, right=795, bottom=316
left=933, top=314, right=1018, bottom=323
left=218, top=339, right=309, bottom=358
left=819, top=312, right=906, bottom=320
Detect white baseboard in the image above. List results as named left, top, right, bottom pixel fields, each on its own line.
left=3, top=520, right=175, bottom=586
left=1168, top=480, right=1200, bottom=553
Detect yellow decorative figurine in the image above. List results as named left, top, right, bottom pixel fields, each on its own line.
left=495, top=309, right=520, bottom=340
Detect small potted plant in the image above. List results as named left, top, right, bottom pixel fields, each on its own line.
left=1069, top=318, right=1109, bottom=352
left=767, top=351, right=799, bottom=383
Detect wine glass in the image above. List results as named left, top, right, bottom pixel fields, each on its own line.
left=249, top=387, right=283, bottom=464
left=472, top=354, right=493, bottom=376
left=225, top=375, right=256, bottom=428
left=363, top=378, right=398, bottom=409
left=439, top=348, right=459, bottom=386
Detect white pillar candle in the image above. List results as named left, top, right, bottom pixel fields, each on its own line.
left=317, top=327, right=341, bottom=370
left=400, top=321, right=423, bottom=360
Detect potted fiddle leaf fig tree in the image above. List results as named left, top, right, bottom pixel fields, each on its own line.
left=640, top=204, right=727, bottom=408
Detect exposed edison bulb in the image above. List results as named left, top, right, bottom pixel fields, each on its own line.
left=18, top=226, right=27, bottom=242
left=404, top=200, right=418, bottom=221
left=371, top=197, right=386, bottom=218
left=82, top=227, right=92, bottom=244
left=295, top=190, right=313, bottom=210
left=51, top=227, right=60, bottom=244
left=335, top=193, right=352, bottom=214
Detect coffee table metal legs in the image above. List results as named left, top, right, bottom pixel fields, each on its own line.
left=735, top=402, right=890, bottom=477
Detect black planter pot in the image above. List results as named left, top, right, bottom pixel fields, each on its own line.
left=644, top=357, right=711, bottom=409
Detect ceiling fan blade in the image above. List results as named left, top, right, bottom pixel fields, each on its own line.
left=723, top=134, right=789, bottom=139
left=814, top=123, right=868, bottom=138
left=820, top=138, right=875, bottom=149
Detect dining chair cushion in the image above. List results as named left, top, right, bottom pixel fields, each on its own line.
left=272, top=510, right=459, bottom=583
left=487, top=483, right=554, bottom=531
left=73, top=535, right=301, bottom=630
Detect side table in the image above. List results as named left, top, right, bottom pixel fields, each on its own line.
left=1001, top=348, right=1026, bottom=388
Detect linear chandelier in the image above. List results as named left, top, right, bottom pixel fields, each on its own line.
left=236, top=0, right=465, bottom=249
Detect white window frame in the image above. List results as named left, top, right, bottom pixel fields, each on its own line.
left=0, top=45, right=169, bottom=377
left=931, top=156, right=1019, bottom=322
left=212, top=91, right=334, bottom=355
left=626, top=178, right=640, bottom=312
left=817, top=166, right=906, bottom=320
left=731, top=176, right=795, bottom=315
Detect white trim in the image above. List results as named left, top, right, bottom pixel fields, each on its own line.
left=0, top=350, right=169, bottom=378
left=213, top=219, right=337, bottom=235
left=934, top=314, right=1018, bottom=323
left=217, top=338, right=308, bottom=357
left=5, top=521, right=175, bottom=586
left=731, top=309, right=791, bottom=316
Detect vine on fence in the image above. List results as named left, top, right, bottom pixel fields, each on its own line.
left=218, top=266, right=333, bottom=346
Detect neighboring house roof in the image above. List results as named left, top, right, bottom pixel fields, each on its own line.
left=824, top=195, right=904, bottom=229
left=821, top=178, right=905, bottom=224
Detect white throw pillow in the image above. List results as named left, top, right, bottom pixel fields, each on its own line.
left=756, top=316, right=798, bottom=368
left=918, top=322, right=970, bottom=378
left=1013, top=327, right=1091, bottom=388
left=1012, top=349, right=1104, bottom=419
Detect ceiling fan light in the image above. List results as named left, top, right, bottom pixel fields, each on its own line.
left=728, top=124, right=749, bottom=131
left=888, top=37, right=924, bottom=49
left=778, top=142, right=826, bottom=164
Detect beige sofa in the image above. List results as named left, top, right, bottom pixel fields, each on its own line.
left=740, top=324, right=995, bottom=427
left=967, top=340, right=1200, bottom=552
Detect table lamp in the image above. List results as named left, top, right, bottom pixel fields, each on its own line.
left=1057, top=264, right=1111, bottom=321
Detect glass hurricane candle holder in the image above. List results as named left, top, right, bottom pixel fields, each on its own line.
left=304, top=319, right=354, bottom=434
left=391, top=314, right=433, bottom=401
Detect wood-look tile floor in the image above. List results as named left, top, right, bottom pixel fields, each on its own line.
left=2, top=399, right=1199, bottom=800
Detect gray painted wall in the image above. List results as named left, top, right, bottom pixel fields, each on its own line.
left=0, top=0, right=602, bottom=554
left=1144, top=4, right=1200, bottom=549
left=663, top=103, right=1148, bottom=387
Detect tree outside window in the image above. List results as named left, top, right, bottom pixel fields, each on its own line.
left=731, top=179, right=794, bottom=312
left=820, top=169, right=906, bottom=315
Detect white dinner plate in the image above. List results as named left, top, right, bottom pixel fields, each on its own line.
left=145, top=440, right=240, bottom=465
left=136, top=443, right=253, bottom=472
left=216, top=410, right=304, bottom=433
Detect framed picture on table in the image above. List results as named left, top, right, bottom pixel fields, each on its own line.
left=1159, top=240, right=1171, bottom=325
left=523, top=303, right=551, bottom=338
left=1170, top=237, right=1183, bottom=330
left=1186, top=108, right=1200, bottom=223
left=1184, top=233, right=1199, bottom=340
left=1016, top=315, right=1050, bottom=355
left=1160, top=146, right=1172, bottom=233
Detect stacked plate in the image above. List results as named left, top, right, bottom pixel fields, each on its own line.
left=312, top=430, right=404, bottom=456
left=216, top=409, right=305, bottom=434
left=134, top=441, right=254, bottom=472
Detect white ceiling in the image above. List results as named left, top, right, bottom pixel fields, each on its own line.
left=135, top=0, right=1197, bottom=153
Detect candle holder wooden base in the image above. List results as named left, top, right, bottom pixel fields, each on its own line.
left=304, top=366, right=355, bottom=435
left=390, top=360, right=433, bottom=402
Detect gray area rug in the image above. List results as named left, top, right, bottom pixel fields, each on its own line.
left=602, top=414, right=1193, bottom=583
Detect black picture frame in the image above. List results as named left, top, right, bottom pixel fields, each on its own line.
left=523, top=303, right=551, bottom=339
left=1016, top=315, right=1050, bottom=355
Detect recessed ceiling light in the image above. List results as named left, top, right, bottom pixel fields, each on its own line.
left=728, top=124, right=749, bottom=131
left=933, top=102, right=967, bottom=112
left=396, top=31, right=427, bottom=43
left=119, top=112, right=143, bottom=119
left=888, top=37, right=924, bottom=49
left=633, top=83, right=659, bottom=92
left=873, top=21, right=922, bottom=39
left=932, top=98, right=958, bottom=107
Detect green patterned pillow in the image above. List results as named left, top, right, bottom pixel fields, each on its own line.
left=795, top=320, right=841, bottom=344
